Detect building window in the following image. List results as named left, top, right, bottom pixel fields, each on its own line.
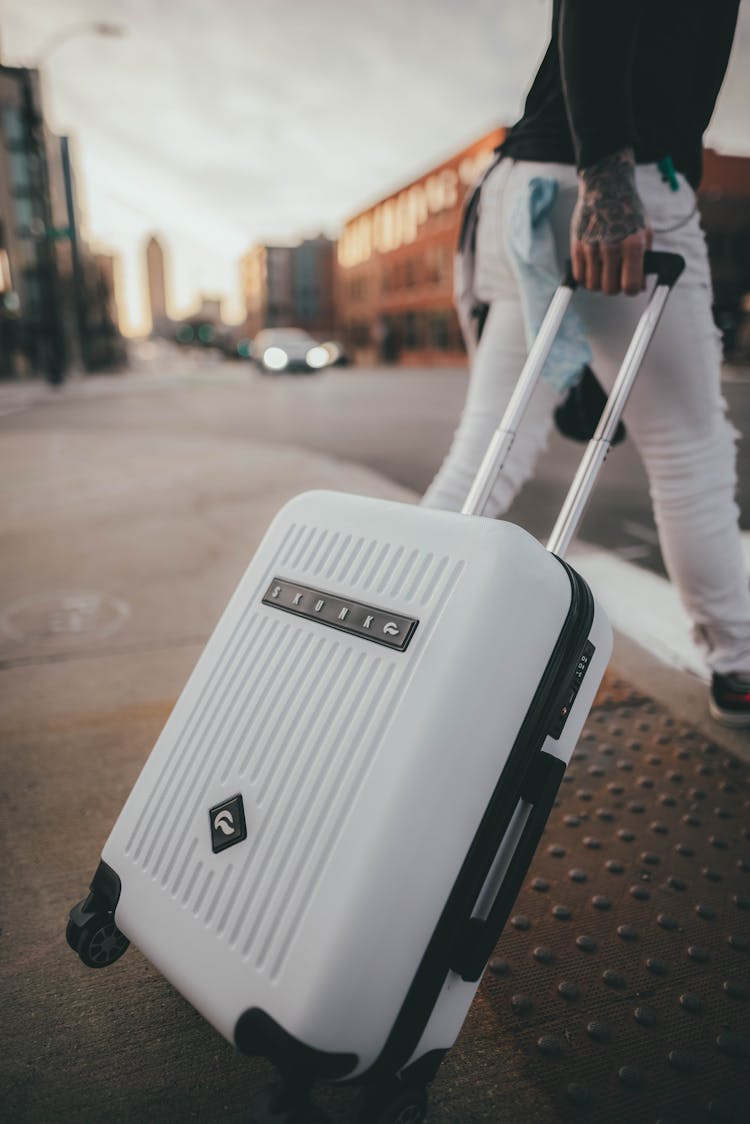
left=350, top=277, right=368, bottom=302
left=404, top=311, right=428, bottom=349
left=436, top=245, right=451, bottom=283
left=424, top=244, right=451, bottom=286
left=9, top=150, right=32, bottom=192
left=2, top=107, right=24, bottom=146
left=13, top=195, right=34, bottom=234
left=350, top=320, right=370, bottom=347
left=23, top=271, right=42, bottom=316
left=14, top=235, right=36, bottom=270
left=430, top=311, right=450, bottom=350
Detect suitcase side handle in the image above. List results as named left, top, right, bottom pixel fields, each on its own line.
left=449, top=751, right=565, bottom=983
left=461, top=250, right=685, bottom=555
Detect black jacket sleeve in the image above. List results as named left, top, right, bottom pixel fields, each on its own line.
left=558, top=0, right=645, bottom=169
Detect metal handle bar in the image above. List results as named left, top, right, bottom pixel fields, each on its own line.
left=462, top=251, right=685, bottom=560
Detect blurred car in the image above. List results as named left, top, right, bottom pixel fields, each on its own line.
left=233, top=337, right=254, bottom=360
left=252, top=328, right=329, bottom=373
left=319, top=340, right=351, bottom=367
left=174, top=320, right=234, bottom=354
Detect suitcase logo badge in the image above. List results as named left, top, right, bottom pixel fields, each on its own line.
left=209, top=794, right=247, bottom=853
left=214, top=811, right=235, bottom=835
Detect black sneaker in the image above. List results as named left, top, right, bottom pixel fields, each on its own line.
left=709, top=671, right=750, bottom=727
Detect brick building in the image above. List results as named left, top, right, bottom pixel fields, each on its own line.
left=336, top=130, right=750, bottom=367
left=335, top=128, right=505, bottom=366
left=699, top=149, right=750, bottom=359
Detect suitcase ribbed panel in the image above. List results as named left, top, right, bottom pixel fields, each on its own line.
left=137, top=554, right=463, bottom=973
left=117, top=511, right=467, bottom=985
left=124, top=518, right=304, bottom=863
left=276, top=523, right=451, bottom=609
left=125, top=612, right=286, bottom=867
left=154, top=615, right=302, bottom=888
left=232, top=652, right=398, bottom=972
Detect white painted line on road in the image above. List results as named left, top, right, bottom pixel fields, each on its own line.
left=621, top=519, right=660, bottom=544
left=614, top=544, right=653, bottom=562
left=570, top=533, right=750, bottom=683
left=0, top=405, right=32, bottom=418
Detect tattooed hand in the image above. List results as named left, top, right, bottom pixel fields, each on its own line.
left=571, top=148, right=653, bottom=296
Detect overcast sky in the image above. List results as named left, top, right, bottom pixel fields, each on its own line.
left=2, top=0, right=749, bottom=334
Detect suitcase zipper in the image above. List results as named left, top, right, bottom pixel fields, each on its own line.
left=366, top=560, right=594, bottom=1081
left=447, top=559, right=593, bottom=982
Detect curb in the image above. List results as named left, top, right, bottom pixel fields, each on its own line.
left=570, top=541, right=750, bottom=764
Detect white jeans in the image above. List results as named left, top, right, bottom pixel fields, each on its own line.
left=422, top=159, right=750, bottom=676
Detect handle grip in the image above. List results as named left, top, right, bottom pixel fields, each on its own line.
left=450, top=752, right=565, bottom=982
left=463, top=250, right=684, bottom=526
left=564, top=250, right=685, bottom=290
left=643, top=250, right=685, bottom=287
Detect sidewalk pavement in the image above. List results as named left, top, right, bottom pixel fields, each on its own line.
left=1, top=401, right=748, bottom=1122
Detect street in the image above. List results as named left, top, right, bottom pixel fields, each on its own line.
left=3, top=0, right=750, bottom=1114
left=3, top=346, right=748, bottom=577
left=1, top=348, right=749, bottom=1123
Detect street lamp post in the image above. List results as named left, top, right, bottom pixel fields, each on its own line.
left=20, top=69, right=66, bottom=383
left=34, top=21, right=126, bottom=67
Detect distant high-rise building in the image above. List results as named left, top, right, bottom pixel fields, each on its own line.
left=82, top=252, right=125, bottom=369
left=193, top=295, right=223, bottom=325
left=145, top=235, right=170, bottom=333
left=93, top=253, right=120, bottom=333
left=240, top=244, right=293, bottom=336
left=240, top=236, right=335, bottom=338
left=292, top=235, right=335, bottom=337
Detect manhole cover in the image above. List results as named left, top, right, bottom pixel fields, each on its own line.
left=1, top=591, right=129, bottom=644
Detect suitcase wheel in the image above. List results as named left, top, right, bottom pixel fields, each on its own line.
left=247, top=1083, right=331, bottom=1124
left=356, top=1081, right=428, bottom=1124
left=66, top=907, right=129, bottom=969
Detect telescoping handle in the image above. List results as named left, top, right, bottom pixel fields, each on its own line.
left=461, top=250, right=686, bottom=557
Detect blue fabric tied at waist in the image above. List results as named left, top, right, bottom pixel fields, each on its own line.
left=507, top=176, right=592, bottom=393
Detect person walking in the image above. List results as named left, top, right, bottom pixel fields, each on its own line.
left=422, top=0, right=750, bottom=726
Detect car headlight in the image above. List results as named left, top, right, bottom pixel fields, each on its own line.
left=323, top=341, right=341, bottom=363
left=263, top=347, right=288, bottom=370
left=306, top=345, right=329, bottom=369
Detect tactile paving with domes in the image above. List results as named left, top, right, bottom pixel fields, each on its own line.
left=482, top=678, right=750, bottom=1123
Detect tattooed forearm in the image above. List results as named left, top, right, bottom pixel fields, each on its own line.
left=570, top=147, right=651, bottom=294
left=574, top=148, right=647, bottom=244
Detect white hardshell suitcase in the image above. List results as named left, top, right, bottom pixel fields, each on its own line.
left=67, top=253, right=684, bottom=1120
